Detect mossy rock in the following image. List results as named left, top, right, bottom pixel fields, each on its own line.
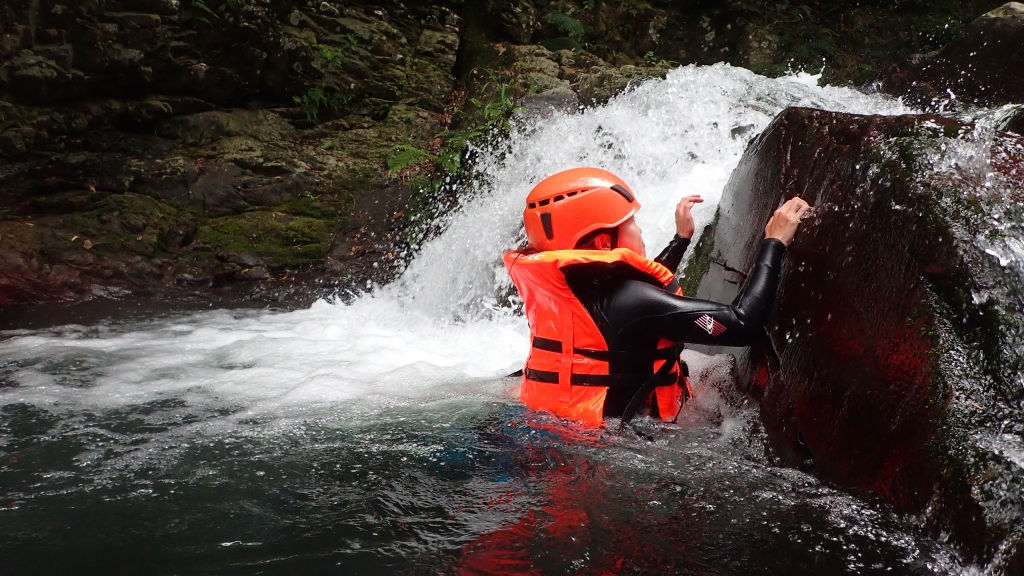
left=198, top=211, right=330, bottom=269
left=23, top=191, right=197, bottom=258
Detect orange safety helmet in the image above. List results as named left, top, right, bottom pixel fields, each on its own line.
left=523, top=167, right=640, bottom=251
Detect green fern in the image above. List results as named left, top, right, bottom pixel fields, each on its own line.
left=541, top=12, right=586, bottom=38
left=191, top=0, right=219, bottom=25
left=293, top=87, right=351, bottom=123
left=387, top=145, right=434, bottom=175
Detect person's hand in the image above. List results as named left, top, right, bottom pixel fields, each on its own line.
left=675, top=194, right=704, bottom=239
left=764, top=196, right=811, bottom=247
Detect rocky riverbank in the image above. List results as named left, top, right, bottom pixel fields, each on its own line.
left=0, top=0, right=678, bottom=308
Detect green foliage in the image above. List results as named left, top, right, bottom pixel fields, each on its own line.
left=190, top=0, right=220, bottom=25
left=541, top=12, right=587, bottom=38
left=387, top=127, right=483, bottom=178
left=626, top=2, right=655, bottom=17
left=314, top=34, right=362, bottom=66
left=315, top=44, right=343, bottom=64
left=541, top=11, right=593, bottom=52
left=387, top=145, right=434, bottom=175
left=470, top=69, right=526, bottom=133
left=293, top=87, right=350, bottom=123
left=436, top=129, right=481, bottom=173
left=387, top=68, right=525, bottom=247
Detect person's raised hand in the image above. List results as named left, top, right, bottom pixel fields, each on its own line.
left=675, top=194, right=705, bottom=239
left=764, top=196, right=811, bottom=247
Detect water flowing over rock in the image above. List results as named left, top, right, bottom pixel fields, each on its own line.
left=688, top=107, right=1024, bottom=570
left=880, top=2, right=1024, bottom=109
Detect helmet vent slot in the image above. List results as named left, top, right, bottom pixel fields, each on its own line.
left=553, top=195, right=565, bottom=202
left=540, top=212, right=554, bottom=240
left=538, top=198, right=551, bottom=207
left=611, top=184, right=634, bottom=202
left=528, top=202, right=537, bottom=208
left=567, top=191, right=578, bottom=197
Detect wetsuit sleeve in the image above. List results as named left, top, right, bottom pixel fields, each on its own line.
left=653, top=234, right=691, bottom=272
left=606, top=238, right=787, bottom=347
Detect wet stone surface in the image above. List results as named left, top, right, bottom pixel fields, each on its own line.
left=880, top=2, right=1024, bottom=109
left=689, top=106, right=1024, bottom=570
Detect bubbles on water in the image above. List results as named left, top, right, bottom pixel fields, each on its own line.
left=0, top=299, right=526, bottom=426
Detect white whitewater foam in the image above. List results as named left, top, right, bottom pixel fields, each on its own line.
left=0, top=64, right=913, bottom=420
left=395, top=63, right=913, bottom=321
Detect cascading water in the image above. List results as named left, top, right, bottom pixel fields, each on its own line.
left=3, top=64, right=981, bottom=575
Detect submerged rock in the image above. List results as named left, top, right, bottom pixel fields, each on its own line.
left=880, top=2, right=1024, bottom=109
left=688, top=107, right=1024, bottom=568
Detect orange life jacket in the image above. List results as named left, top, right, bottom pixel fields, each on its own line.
left=503, top=247, right=692, bottom=426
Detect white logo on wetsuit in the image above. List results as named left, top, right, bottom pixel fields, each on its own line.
left=696, top=314, right=727, bottom=336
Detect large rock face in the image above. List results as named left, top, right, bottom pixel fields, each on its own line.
left=880, top=2, right=1024, bottom=108
left=687, top=107, right=1024, bottom=569
left=0, top=0, right=465, bottom=306
left=0, top=0, right=675, bottom=308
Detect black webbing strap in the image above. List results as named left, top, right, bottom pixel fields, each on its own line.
left=573, top=346, right=677, bottom=363
left=524, top=368, right=676, bottom=388
left=618, top=345, right=681, bottom=429
left=532, top=337, right=677, bottom=364
left=532, top=336, right=562, bottom=353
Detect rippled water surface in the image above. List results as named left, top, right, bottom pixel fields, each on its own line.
left=1, top=65, right=967, bottom=574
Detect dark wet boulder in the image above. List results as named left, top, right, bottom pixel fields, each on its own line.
left=1003, top=105, right=1024, bottom=135
left=687, top=107, right=1024, bottom=569
left=880, top=3, right=1024, bottom=109
left=494, top=0, right=538, bottom=44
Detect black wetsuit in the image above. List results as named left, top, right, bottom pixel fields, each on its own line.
left=563, top=235, right=787, bottom=417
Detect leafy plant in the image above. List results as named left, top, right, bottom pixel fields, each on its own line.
left=470, top=69, right=525, bottom=133
left=191, top=0, right=220, bottom=25
left=626, top=2, right=655, bottom=17
left=386, top=68, right=527, bottom=247
left=387, top=145, right=434, bottom=175
left=541, top=11, right=594, bottom=53
left=541, top=12, right=586, bottom=38
left=435, top=129, right=481, bottom=173
left=315, top=33, right=362, bottom=66
left=293, top=87, right=350, bottom=123
left=315, top=44, right=342, bottom=64
left=386, top=127, right=482, bottom=177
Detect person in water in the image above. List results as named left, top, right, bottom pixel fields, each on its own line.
left=503, top=167, right=810, bottom=426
